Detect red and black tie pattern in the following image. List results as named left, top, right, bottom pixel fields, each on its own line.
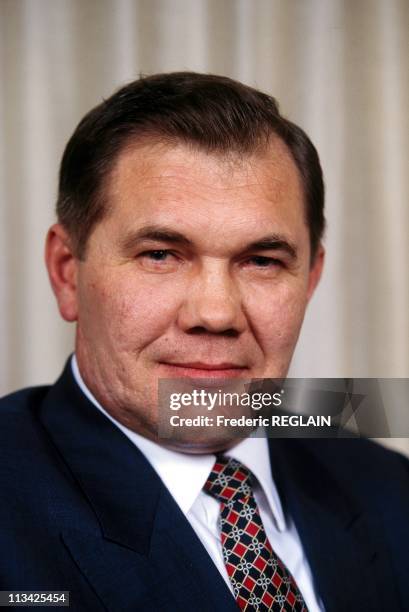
left=204, top=456, right=308, bottom=612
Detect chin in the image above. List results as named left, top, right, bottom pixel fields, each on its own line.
left=159, top=436, right=242, bottom=455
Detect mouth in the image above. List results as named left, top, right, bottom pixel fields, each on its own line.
left=158, top=361, right=249, bottom=379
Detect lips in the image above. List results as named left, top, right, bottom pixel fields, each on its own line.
left=159, top=361, right=248, bottom=379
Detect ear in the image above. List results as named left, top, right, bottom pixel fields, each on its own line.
left=45, top=223, right=79, bottom=322
left=307, top=244, right=325, bottom=301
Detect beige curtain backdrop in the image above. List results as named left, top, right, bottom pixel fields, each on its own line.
left=1, top=0, right=408, bottom=453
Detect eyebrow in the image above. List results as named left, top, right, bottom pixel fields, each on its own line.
left=120, top=226, right=193, bottom=251
left=120, top=225, right=297, bottom=261
left=244, top=235, right=298, bottom=260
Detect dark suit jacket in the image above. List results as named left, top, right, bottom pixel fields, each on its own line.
left=0, top=360, right=408, bottom=611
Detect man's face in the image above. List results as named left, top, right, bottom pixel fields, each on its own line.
left=48, top=139, right=323, bottom=444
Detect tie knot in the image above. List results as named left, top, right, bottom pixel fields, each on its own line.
left=204, top=456, right=253, bottom=505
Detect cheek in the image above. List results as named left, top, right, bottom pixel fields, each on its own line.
left=78, top=273, right=184, bottom=351
left=244, top=283, right=308, bottom=350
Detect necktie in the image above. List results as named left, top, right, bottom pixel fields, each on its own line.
left=204, top=456, right=308, bottom=612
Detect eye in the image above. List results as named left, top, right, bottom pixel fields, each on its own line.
left=143, top=250, right=171, bottom=261
left=137, top=249, right=181, bottom=273
left=240, top=255, right=285, bottom=278
left=247, top=256, right=283, bottom=268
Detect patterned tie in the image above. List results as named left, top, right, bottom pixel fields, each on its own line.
left=204, top=456, right=308, bottom=612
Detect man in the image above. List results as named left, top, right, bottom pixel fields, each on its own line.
left=0, top=73, right=408, bottom=611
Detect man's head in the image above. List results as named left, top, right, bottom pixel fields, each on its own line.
left=55, top=72, right=324, bottom=261
left=46, top=72, right=325, bottom=449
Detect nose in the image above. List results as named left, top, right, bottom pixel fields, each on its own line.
left=177, top=260, right=247, bottom=335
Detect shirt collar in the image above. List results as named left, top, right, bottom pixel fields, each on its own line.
left=71, top=355, right=286, bottom=532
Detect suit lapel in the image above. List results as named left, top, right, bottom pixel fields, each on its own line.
left=268, top=438, right=398, bottom=612
left=39, top=362, right=237, bottom=612
left=61, top=490, right=237, bottom=612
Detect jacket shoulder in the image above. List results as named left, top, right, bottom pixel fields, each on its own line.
left=0, top=385, right=50, bottom=409
left=297, top=436, right=409, bottom=504
left=0, top=385, right=50, bottom=420
left=312, top=436, right=409, bottom=471
left=0, top=385, right=53, bottom=456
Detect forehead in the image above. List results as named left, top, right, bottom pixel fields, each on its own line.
left=101, top=138, right=307, bottom=248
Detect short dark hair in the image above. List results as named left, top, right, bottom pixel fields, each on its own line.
left=57, top=72, right=325, bottom=260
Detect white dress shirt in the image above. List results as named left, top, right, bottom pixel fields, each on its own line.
left=72, top=355, right=323, bottom=611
